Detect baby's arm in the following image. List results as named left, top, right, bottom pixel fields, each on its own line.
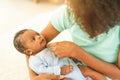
left=29, top=56, right=61, bottom=75
left=78, top=65, right=106, bottom=80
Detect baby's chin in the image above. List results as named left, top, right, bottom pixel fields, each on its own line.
left=38, top=47, right=45, bottom=52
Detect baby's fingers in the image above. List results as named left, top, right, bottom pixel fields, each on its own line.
left=67, top=65, right=73, bottom=72
left=65, top=65, right=73, bottom=73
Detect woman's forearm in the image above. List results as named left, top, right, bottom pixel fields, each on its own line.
left=87, top=71, right=106, bottom=80
left=40, top=22, right=60, bottom=43
left=73, top=47, right=120, bottom=79
left=78, top=65, right=106, bottom=80
left=118, top=49, right=120, bottom=68
left=26, top=56, right=37, bottom=80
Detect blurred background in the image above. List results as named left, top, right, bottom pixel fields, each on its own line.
left=0, top=0, right=65, bottom=80
left=0, top=0, right=64, bottom=34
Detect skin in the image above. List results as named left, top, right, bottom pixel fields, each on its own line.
left=118, top=49, right=120, bottom=68
left=78, top=65, right=106, bottom=80
left=20, top=30, right=47, bottom=55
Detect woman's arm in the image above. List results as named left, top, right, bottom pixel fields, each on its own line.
left=26, top=56, right=37, bottom=80
left=118, top=48, right=120, bottom=68
left=48, top=41, right=120, bottom=79
left=41, top=22, right=60, bottom=43
left=75, top=47, right=120, bottom=79
left=78, top=65, right=106, bottom=80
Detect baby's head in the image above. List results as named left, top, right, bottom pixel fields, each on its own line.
left=13, top=29, right=46, bottom=56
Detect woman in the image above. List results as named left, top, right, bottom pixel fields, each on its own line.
left=26, top=0, right=120, bottom=80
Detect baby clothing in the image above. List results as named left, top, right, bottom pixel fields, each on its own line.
left=29, top=48, right=86, bottom=80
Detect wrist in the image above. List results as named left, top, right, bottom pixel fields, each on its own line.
left=70, top=44, right=78, bottom=57
left=71, top=46, right=83, bottom=58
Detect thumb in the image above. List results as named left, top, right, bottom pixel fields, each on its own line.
left=47, top=42, right=58, bottom=48
left=52, top=75, right=64, bottom=80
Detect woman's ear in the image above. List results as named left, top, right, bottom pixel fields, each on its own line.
left=23, top=49, right=32, bottom=56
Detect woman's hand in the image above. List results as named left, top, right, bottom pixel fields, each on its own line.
left=47, top=41, right=80, bottom=58
left=78, top=65, right=106, bottom=80
left=33, top=74, right=71, bottom=80
left=32, top=74, right=64, bottom=80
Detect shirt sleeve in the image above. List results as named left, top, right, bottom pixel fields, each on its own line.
left=50, top=5, right=74, bottom=32
left=29, top=56, right=61, bottom=75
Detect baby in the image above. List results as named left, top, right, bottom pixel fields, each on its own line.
left=13, top=29, right=106, bottom=80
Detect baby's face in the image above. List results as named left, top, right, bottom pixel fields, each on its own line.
left=20, top=30, right=46, bottom=55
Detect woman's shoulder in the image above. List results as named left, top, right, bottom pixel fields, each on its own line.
left=50, top=4, right=75, bottom=32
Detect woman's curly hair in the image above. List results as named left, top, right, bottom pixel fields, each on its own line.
left=67, top=0, right=120, bottom=38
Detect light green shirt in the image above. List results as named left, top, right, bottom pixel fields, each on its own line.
left=51, top=5, right=120, bottom=65
left=51, top=4, right=120, bottom=80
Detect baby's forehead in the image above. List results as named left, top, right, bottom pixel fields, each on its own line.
left=20, top=30, right=40, bottom=41
left=27, top=30, right=39, bottom=34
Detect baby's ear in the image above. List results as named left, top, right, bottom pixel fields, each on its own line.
left=23, top=49, right=32, bottom=56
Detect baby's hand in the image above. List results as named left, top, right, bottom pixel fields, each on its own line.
left=61, top=65, right=73, bottom=75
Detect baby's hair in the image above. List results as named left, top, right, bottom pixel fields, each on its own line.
left=13, top=29, right=28, bottom=53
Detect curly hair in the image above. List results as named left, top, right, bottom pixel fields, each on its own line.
left=67, top=0, right=120, bottom=38
left=13, top=29, right=28, bottom=53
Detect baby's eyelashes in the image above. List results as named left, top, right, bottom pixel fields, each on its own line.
left=30, top=37, right=35, bottom=42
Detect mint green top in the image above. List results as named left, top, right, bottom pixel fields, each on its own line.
left=50, top=4, right=120, bottom=80
left=51, top=5, right=120, bottom=63
left=51, top=5, right=120, bottom=64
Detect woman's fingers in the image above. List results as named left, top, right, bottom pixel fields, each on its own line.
left=62, top=78, right=71, bottom=80
left=47, top=41, right=77, bottom=58
left=47, top=42, right=58, bottom=47
left=49, top=74, right=64, bottom=80
left=47, top=42, right=59, bottom=52
left=40, top=74, right=64, bottom=80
